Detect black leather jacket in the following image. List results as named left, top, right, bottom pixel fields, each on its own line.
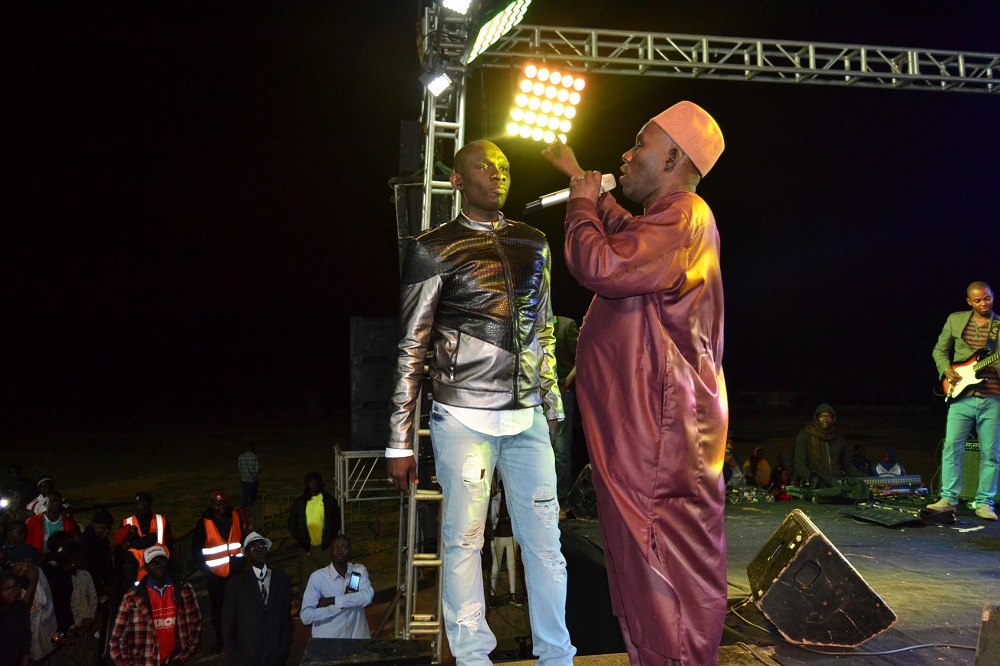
left=388, top=213, right=562, bottom=450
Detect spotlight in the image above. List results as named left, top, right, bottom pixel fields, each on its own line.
left=420, top=69, right=453, bottom=97
left=461, top=0, right=532, bottom=65
left=440, top=0, right=473, bottom=14
left=506, top=61, right=587, bottom=143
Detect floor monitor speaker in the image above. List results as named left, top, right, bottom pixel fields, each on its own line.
left=976, top=602, right=1000, bottom=666
left=746, top=509, right=897, bottom=647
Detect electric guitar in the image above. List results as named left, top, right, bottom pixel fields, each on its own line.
left=943, top=347, right=1000, bottom=401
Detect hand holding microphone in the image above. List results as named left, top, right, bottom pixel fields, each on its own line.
left=522, top=171, right=616, bottom=215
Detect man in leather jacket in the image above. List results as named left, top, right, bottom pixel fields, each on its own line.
left=387, top=140, right=575, bottom=666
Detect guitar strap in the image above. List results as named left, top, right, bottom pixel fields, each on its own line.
left=989, top=317, right=1000, bottom=353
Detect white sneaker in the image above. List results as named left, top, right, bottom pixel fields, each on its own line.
left=926, top=498, right=957, bottom=512
left=975, top=505, right=998, bottom=521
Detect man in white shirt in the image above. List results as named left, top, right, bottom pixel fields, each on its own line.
left=299, top=534, right=372, bottom=639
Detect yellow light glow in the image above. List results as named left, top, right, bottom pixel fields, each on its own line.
left=543, top=130, right=556, bottom=143
left=507, top=122, right=519, bottom=135
left=531, top=127, right=544, bottom=141
left=574, top=78, right=585, bottom=91
left=549, top=72, right=562, bottom=86
left=558, top=133, right=567, bottom=143
left=569, top=91, right=581, bottom=105
left=540, top=99, right=552, bottom=113
left=524, top=111, right=536, bottom=124
left=515, top=94, right=528, bottom=107
left=519, top=124, right=532, bottom=138
left=557, top=89, right=569, bottom=102
left=538, top=67, right=549, bottom=81
left=545, top=86, right=557, bottom=99
left=520, top=79, right=532, bottom=93
left=548, top=116, right=560, bottom=130
left=536, top=113, right=548, bottom=127
left=533, top=82, right=545, bottom=96
left=552, top=103, right=564, bottom=116
left=524, top=63, right=537, bottom=78
left=562, top=75, right=574, bottom=88
left=564, top=106, right=576, bottom=119
left=510, top=108, right=524, bottom=121
left=560, top=119, right=571, bottom=132
left=527, top=97, right=540, bottom=110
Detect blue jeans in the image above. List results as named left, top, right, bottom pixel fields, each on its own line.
left=430, top=402, right=575, bottom=666
left=552, top=387, right=575, bottom=502
left=941, top=395, right=1000, bottom=507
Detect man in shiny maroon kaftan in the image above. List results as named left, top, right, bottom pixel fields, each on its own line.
left=543, top=101, right=728, bottom=666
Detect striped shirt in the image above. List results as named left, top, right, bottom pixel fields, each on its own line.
left=961, top=316, right=1000, bottom=396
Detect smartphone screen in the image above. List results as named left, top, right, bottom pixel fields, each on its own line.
left=347, top=571, right=361, bottom=592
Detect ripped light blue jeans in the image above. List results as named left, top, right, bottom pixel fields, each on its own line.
left=430, top=402, right=576, bottom=666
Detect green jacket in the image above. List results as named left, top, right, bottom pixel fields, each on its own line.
left=932, top=311, right=1000, bottom=379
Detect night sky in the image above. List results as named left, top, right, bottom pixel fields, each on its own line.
left=6, top=2, right=999, bottom=431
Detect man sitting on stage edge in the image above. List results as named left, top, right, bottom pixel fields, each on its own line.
left=794, top=403, right=859, bottom=489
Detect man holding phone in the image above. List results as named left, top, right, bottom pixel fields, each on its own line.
left=300, top=534, right=373, bottom=638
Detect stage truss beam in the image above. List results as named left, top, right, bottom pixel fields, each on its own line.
left=463, top=25, right=1000, bottom=94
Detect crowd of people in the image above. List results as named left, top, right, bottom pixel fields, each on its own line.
left=0, top=466, right=373, bottom=666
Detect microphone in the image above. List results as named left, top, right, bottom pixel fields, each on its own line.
left=522, top=173, right=617, bottom=215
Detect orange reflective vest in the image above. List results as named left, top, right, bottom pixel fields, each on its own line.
left=124, top=514, right=167, bottom=584
left=201, top=512, right=243, bottom=577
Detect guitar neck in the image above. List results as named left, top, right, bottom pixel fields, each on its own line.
left=974, top=348, right=1000, bottom=372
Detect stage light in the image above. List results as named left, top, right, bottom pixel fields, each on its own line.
left=461, top=0, right=532, bottom=65
left=420, top=69, right=453, bottom=97
left=505, top=61, right=588, bottom=142
left=441, top=0, right=473, bottom=14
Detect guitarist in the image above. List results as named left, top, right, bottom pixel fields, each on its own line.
left=929, top=281, right=1000, bottom=521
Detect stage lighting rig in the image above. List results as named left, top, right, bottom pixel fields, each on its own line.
left=506, top=62, right=586, bottom=143
left=420, top=67, right=454, bottom=97
left=460, top=0, right=532, bottom=65
left=439, top=0, right=473, bottom=14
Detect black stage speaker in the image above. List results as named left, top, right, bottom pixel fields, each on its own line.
left=961, top=441, right=981, bottom=501
left=559, top=520, right=625, bottom=656
left=976, top=602, right=1000, bottom=666
left=349, top=317, right=398, bottom=451
left=300, top=638, right=432, bottom=665
left=746, top=509, right=897, bottom=647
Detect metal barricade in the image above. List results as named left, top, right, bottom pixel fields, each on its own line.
left=333, top=445, right=400, bottom=533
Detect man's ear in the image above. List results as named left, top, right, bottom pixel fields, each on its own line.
left=450, top=172, right=463, bottom=190
left=662, top=147, right=681, bottom=173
